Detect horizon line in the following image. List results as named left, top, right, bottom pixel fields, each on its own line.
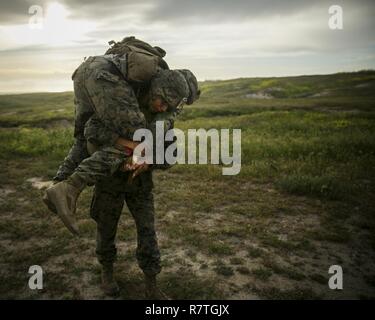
left=0, top=69, right=374, bottom=95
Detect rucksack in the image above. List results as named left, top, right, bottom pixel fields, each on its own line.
left=105, top=36, right=169, bottom=83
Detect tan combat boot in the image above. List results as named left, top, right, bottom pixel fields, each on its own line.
left=42, top=180, right=60, bottom=214
left=144, top=274, right=170, bottom=300
left=43, top=180, right=82, bottom=236
left=42, top=190, right=57, bottom=214
left=101, top=264, right=120, bottom=297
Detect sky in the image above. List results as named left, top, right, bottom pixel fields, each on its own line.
left=0, top=0, right=374, bottom=93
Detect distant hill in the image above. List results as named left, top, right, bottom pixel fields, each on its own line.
left=0, top=70, right=374, bottom=127
left=199, top=70, right=375, bottom=100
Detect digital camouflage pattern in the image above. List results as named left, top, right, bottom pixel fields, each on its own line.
left=74, top=55, right=146, bottom=141
left=90, top=170, right=160, bottom=275
left=54, top=55, right=177, bottom=184
left=54, top=137, right=89, bottom=182
left=55, top=110, right=177, bottom=185
left=53, top=58, right=181, bottom=275
left=150, top=69, right=190, bottom=110
left=56, top=118, right=173, bottom=274
left=53, top=47, right=200, bottom=275
left=176, top=69, right=201, bottom=105
left=54, top=55, right=143, bottom=182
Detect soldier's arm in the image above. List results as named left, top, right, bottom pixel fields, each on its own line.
left=84, top=115, right=120, bottom=147
left=148, top=111, right=177, bottom=171
left=84, top=115, right=141, bottom=157
left=148, top=110, right=175, bottom=136
left=127, top=111, right=178, bottom=179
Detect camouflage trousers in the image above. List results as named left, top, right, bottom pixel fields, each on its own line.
left=72, top=145, right=129, bottom=186
left=90, top=170, right=160, bottom=276
left=54, top=139, right=127, bottom=187
left=53, top=137, right=89, bottom=182
left=54, top=140, right=160, bottom=275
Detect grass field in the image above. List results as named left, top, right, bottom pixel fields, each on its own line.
left=0, top=71, right=375, bottom=299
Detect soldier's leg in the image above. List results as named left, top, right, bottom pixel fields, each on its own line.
left=44, top=144, right=129, bottom=235
left=90, top=176, right=125, bottom=296
left=124, top=188, right=161, bottom=276
left=53, top=62, right=93, bottom=182
left=53, top=137, right=89, bottom=182
left=67, top=146, right=128, bottom=188
left=90, top=179, right=125, bottom=265
left=43, top=135, right=92, bottom=234
left=125, top=186, right=169, bottom=299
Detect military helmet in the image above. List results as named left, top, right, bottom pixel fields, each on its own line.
left=175, top=69, right=201, bottom=105
left=150, top=69, right=201, bottom=111
left=150, top=69, right=190, bottom=110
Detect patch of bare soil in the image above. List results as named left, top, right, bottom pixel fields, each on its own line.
left=0, top=186, right=16, bottom=197
left=245, top=93, right=273, bottom=99
left=26, top=177, right=53, bottom=190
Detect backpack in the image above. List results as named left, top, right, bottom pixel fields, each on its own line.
left=105, top=36, right=169, bottom=83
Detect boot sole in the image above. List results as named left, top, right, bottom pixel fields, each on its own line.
left=46, top=188, right=79, bottom=236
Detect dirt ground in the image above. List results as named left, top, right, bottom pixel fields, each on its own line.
left=0, top=166, right=374, bottom=300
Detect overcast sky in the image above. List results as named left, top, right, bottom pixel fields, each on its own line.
left=0, top=0, right=374, bottom=92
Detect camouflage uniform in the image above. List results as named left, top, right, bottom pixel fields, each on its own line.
left=52, top=50, right=199, bottom=276
left=53, top=56, right=180, bottom=276
left=90, top=169, right=159, bottom=274
left=54, top=56, right=184, bottom=185
left=57, top=120, right=173, bottom=276
left=54, top=55, right=145, bottom=184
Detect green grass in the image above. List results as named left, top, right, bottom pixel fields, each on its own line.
left=0, top=92, right=74, bottom=127
left=198, top=70, right=375, bottom=101
left=214, top=264, right=235, bottom=277
left=252, top=268, right=273, bottom=281
left=0, top=127, right=73, bottom=160
left=2, top=108, right=374, bottom=201
left=247, top=247, right=265, bottom=258
left=0, top=71, right=374, bottom=299
left=262, top=259, right=306, bottom=281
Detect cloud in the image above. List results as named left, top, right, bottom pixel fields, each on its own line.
left=144, top=0, right=320, bottom=23
left=57, top=0, right=375, bottom=25
left=60, top=0, right=149, bottom=21
left=59, top=0, right=375, bottom=56
left=0, top=0, right=375, bottom=92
